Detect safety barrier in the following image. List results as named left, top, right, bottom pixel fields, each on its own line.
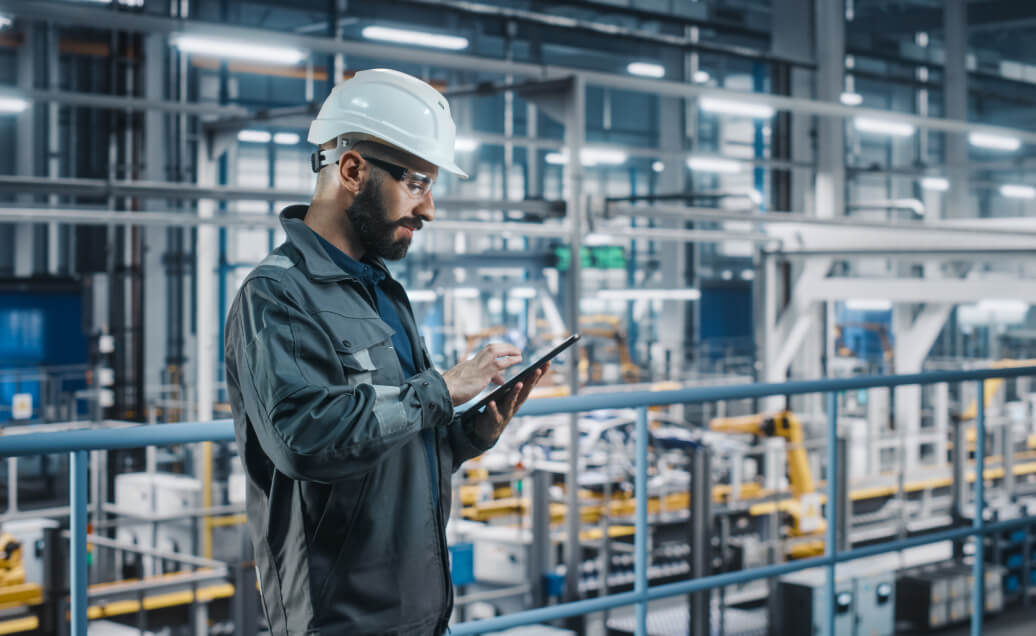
left=2, top=366, right=1036, bottom=636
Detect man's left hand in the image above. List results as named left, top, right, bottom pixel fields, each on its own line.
left=469, top=363, right=550, bottom=446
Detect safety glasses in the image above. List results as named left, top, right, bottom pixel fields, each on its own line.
left=361, top=155, right=435, bottom=199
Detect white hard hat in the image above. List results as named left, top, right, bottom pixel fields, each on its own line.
left=308, top=68, right=468, bottom=178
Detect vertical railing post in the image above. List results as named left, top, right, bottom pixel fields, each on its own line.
left=70, top=449, right=88, bottom=635
left=972, top=382, right=986, bottom=636
left=825, top=392, right=838, bottom=636
left=634, top=407, right=648, bottom=636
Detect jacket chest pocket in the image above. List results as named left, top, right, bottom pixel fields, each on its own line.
left=320, top=313, right=404, bottom=387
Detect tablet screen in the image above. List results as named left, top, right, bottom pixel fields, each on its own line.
left=459, top=334, right=580, bottom=418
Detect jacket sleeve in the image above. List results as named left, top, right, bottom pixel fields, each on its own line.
left=446, top=415, right=495, bottom=473
left=227, top=275, right=454, bottom=483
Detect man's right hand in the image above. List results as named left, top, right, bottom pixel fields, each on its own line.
left=441, top=343, right=523, bottom=406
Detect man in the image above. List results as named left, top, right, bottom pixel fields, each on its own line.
left=224, top=68, right=547, bottom=635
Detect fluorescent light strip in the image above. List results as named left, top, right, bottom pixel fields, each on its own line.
left=651, top=161, right=665, bottom=173
left=699, top=97, right=775, bottom=119
left=969, top=132, right=1021, bottom=151
left=273, top=132, right=300, bottom=145
left=1000, top=184, right=1036, bottom=199
left=693, top=70, right=710, bottom=83
left=627, top=62, right=665, bottom=78
left=845, top=299, right=892, bottom=311
left=408, top=290, right=437, bottom=303
left=454, top=137, right=479, bottom=152
left=581, top=148, right=627, bottom=166
left=853, top=117, right=915, bottom=137
left=544, top=148, right=627, bottom=166
left=920, top=177, right=949, bottom=192
left=452, top=287, right=481, bottom=299
left=598, top=289, right=701, bottom=301
left=238, top=129, right=271, bottom=143
left=361, top=26, right=468, bottom=50
left=0, top=97, right=30, bottom=113
left=173, top=35, right=306, bottom=65
left=510, top=287, right=538, bottom=299
left=686, top=156, right=742, bottom=174
left=0, top=14, right=11, bottom=29
left=840, top=92, right=862, bottom=106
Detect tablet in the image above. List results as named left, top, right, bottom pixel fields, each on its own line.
left=459, top=334, right=580, bottom=419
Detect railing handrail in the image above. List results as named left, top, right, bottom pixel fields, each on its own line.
left=3, top=365, right=1034, bottom=458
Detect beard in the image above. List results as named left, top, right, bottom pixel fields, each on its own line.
left=346, top=174, right=416, bottom=261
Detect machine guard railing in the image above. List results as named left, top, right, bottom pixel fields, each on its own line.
left=2, top=366, right=1036, bottom=636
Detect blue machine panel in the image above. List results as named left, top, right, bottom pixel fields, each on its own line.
left=0, top=281, right=88, bottom=420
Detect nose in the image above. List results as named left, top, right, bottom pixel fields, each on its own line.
left=413, top=190, right=435, bottom=223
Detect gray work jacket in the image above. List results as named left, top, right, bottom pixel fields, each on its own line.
left=225, top=205, right=492, bottom=635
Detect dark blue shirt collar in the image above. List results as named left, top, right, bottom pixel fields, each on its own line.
left=310, top=229, right=387, bottom=287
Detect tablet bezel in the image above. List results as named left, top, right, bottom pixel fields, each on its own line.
left=459, top=333, right=580, bottom=419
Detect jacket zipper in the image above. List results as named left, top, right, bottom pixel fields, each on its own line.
left=424, top=429, right=453, bottom=634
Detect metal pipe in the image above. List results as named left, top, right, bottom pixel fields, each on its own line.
left=825, top=392, right=838, bottom=636
left=972, top=383, right=985, bottom=636
left=78, top=533, right=227, bottom=569
left=604, top=203, right=1036, bottom=238
left=70, top=450, right=88, bottom=636
left=5, top=367, right=1036, bottom=458
left=451, top=517, right=1036, bottom=635
left=634, top=407, right=648, bottom=635
left=84, top=569, right=229, bottom=599
left=6, top=0, right=1036, bottom=143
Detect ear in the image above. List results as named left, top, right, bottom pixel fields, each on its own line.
left=337, top=150, right=368, bottom=195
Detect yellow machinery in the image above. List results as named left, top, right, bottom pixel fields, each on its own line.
left=709, top=411, right=826, bottom=546
left=0, top=535, right=24, bottom=588
left=961, top=358, right=1036, bottom=422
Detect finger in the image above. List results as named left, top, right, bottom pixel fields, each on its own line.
left=493, top=355, right=524, bottom=371
left=484, top=400, right=503, bottom=427
left=486, top=343, right=522, bottom=357
left=515, top=369, right=540, bottom=403
left=490, top=373, right=507, bottom=385
left=503, top=381, right=526, bottom=418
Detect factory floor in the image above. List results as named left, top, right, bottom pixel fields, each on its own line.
left=940, top=605, right=1036, bottom=635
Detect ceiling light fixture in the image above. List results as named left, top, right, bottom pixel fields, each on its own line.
left=510, top=287, right=538, bottom=299
left=454, top=137, right=479, bottom=152
left=853, top=117, right=915, bottom=137
left=699, top=96, right=775, bottom=119
left=407, top=290, right=437, bottom=303
left=172, top=35, right=306, bottom=65
left=969, top=132, right=1021, bottom=151
left=273, top=132, right=300, bottom=145
left=598, top=289, right=702, bottom=301
left=840, top=92, right=863, bottom=106
left=1000, top=184, right=1036, bottom=199
left=237, top=130, right=272, bottom=143
left=361, top=26, right=468, bottom=50
left=845, top=299, right=892, bottom=311
left=920, top=177, right=949, bottom=192
left=686, top=156, right=742, bottom=174
left=627, top=62, right=665, bottom=78
left=0, top=96, right=30, bottom=114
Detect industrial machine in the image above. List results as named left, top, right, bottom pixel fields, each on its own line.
left=777, top=568, right=895, bottom=636
left=709, top=410, right=825, bottom=541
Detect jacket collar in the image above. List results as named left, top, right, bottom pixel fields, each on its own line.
left=279, top=205, right=392, bottom=281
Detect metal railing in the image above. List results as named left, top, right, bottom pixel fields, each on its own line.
left=2, top=366, right=1035, bottom=635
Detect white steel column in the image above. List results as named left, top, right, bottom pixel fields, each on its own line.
left=658, top=47, right=688, bottom=379
left=944, top=0, right=969, bottom=219
left=195, top=135, right=217, bottom=424
left=14, top=24, right=35, bottom=276
left=143, top=33, right=169, bottom=401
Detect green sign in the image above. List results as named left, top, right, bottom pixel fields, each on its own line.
left=554, top=245, right=627, bottom=271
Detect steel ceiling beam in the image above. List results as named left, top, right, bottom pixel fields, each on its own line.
left=4, top=0, right=1036, bottom=143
